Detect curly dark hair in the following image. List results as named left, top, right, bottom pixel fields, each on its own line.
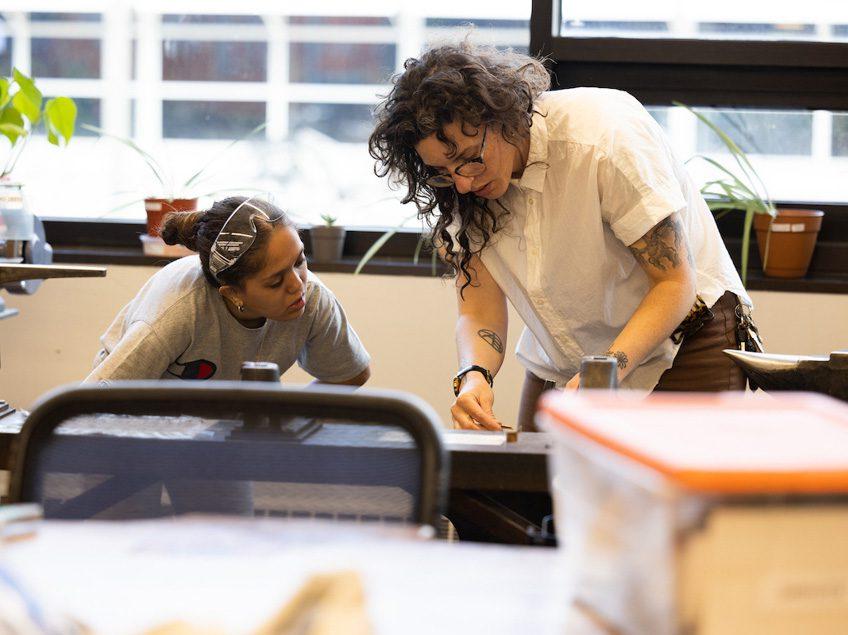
left=368, top=41, right=549, bottom=294
left=160, top=196, right=293, bottom=288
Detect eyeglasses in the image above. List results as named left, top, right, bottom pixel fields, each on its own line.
left=209, top=197, right=272, bottom=281
left=425, top=124, right=488, bottom=188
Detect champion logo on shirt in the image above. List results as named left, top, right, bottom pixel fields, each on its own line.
left=168, top=359, right=218, bottom=380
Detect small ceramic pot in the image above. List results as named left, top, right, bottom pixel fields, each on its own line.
left=144, top=197, right=199, bottom=236
left=753, top=208, right=824, bottom=278
left=309, top=225, right=346, bottom=263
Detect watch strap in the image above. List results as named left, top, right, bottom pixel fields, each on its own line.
left=453, top=365, right=494, bottom=396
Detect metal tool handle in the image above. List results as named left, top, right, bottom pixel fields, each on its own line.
left=240, top=361, right=281, bottom=383
left=579, top=355, right=618, bottom=390
left=0, top=264, right=107, bottom=285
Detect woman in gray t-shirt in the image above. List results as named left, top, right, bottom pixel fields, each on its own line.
left=87, top=196, right=370, bottom=385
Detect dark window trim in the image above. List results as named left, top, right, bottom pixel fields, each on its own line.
left=545, top=36, right=848, bottom=69
left=42, top=219, right=448, bottom=278
left=42, top=204, right=848, bottom=291
left=530, top=1, right=848, bottom=109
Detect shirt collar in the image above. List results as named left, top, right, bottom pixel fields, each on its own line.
left=512, top=104, right=549, bottom=193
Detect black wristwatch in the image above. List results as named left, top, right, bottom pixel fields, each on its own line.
left=453, top=365, right=494, bottom=396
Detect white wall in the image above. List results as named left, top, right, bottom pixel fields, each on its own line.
left=1, top=264, right=847, bottom=424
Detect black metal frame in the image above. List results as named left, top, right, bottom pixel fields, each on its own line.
left=8, top=381, right=449, bottom=529
left=530, top=1, right=848, bottom=109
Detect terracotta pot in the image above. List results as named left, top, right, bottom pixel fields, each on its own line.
left=309, top=225, right=346, bottom=263
left=144, top=197, right=199, bottom=237
left=753, top=208, right=824, bottom=279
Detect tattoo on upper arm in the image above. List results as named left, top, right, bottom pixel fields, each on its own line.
left=604, top=350, right=629, bottom=370
left=629, top=215, right=693, bottom=271
left=477, top=329, right=504, bottom=354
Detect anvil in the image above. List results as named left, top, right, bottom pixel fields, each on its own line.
left=724, top=349, right=848, bottom=402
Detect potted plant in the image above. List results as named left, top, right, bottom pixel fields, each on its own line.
left=309, top=213, right=346, bottom=263
left=678, top=102, right=824, bottom=282
left=0, top=69, right=76, bottom=242
left=83, top=122, right=266, bottom=237
left=353, top=213, right=440, bottom=275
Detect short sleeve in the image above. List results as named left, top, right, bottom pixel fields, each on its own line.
left=298, top=282, right=370, bottom=382
left=597, top=105, right=687, bottom=246
left=84, top=321, right=174, bottom=383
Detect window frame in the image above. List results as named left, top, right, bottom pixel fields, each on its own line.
left=525, top=0, right=848, bottom=291
left=19, top=4, right=848, bottom=292
left=530, top=1, right=848, bottom=110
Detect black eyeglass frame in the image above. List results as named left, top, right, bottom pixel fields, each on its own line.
left=425, top=124, right=489, bottom=188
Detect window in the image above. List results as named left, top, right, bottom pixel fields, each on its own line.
left=834, top=115, right=848, bottom=157
left=31, top=38, right=100, bottom=78
left=531, top=1, right=848, bottom=205
left=557, top=3, right=845, bottom=42
left=162, top=101, right=266, bottom=140
left=644, top=106, right=846, bottom=203
left=163, top=41, right=267, bottom=82
left=11, top=3, right=530, bottom=229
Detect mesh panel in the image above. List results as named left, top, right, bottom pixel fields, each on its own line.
left=27, top=413, right=420, bottom=524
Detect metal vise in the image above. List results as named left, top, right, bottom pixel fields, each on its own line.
left=1, top=216, right=106, bottom=319
left=2, top=215, right=106, bottom=420
left=724, top=349, right=848, bottom=402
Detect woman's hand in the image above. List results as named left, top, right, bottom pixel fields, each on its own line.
left=451, top=374, right=502, bottom=431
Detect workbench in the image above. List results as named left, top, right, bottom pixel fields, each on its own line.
left=0, top=411, right=554, bottom=544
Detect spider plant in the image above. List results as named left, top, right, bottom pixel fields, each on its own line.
left=675, top=101, right=777, bottom=284
left=354, top=213, right=440, bottom=276
left=82, top=121, right=267, bottom=208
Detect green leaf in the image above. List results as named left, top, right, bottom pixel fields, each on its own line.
left=194, top=186, right=267, bottom=199
left=740, top=206, right=756, bottom=285
left=43, top=96, right=77, bottom=146
left=355, top=213, right=420, bottom=274
left=0, top=78, right=9, bottom=109
left=82, top=123, right=168, bottom=190
left=705, top=200, right=749, bottom=212
left=691, top=154, right=760, bottom=204
left=11, top=68, right=42, bottom=124
left=182, top=120, right=267, bottom=190
left=413, top=233, right=426, bottom=264
left=0, top=122, right=26, bottom=144
left=0, top=107, right=25, bottom=145
left=674, top=101, right=754, bottom=178
left=354, top=228, right=397, bottom=274
left=675, top=101, right=776, bottom=215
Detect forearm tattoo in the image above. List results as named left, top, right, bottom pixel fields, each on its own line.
left=604, top=350, right=629, bottom=370
left=477, top=329, right=504, bottom=354
left=628, top=215, right=693, bottom=271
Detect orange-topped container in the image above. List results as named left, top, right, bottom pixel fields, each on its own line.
left=537, top=391, right=848, bottom=635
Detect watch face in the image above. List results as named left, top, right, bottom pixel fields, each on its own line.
left=452, top=376, right=462, bottom=396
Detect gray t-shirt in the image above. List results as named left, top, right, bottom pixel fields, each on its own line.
left=86, top=256, right=370, bottom=383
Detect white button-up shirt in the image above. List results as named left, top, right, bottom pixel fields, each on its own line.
left=469, top=88, right=750, bottom=389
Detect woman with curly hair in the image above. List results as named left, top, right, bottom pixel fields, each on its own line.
left=369, top=42, right=757, bottom=431
left=86, top=196, right=370, bottom=386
